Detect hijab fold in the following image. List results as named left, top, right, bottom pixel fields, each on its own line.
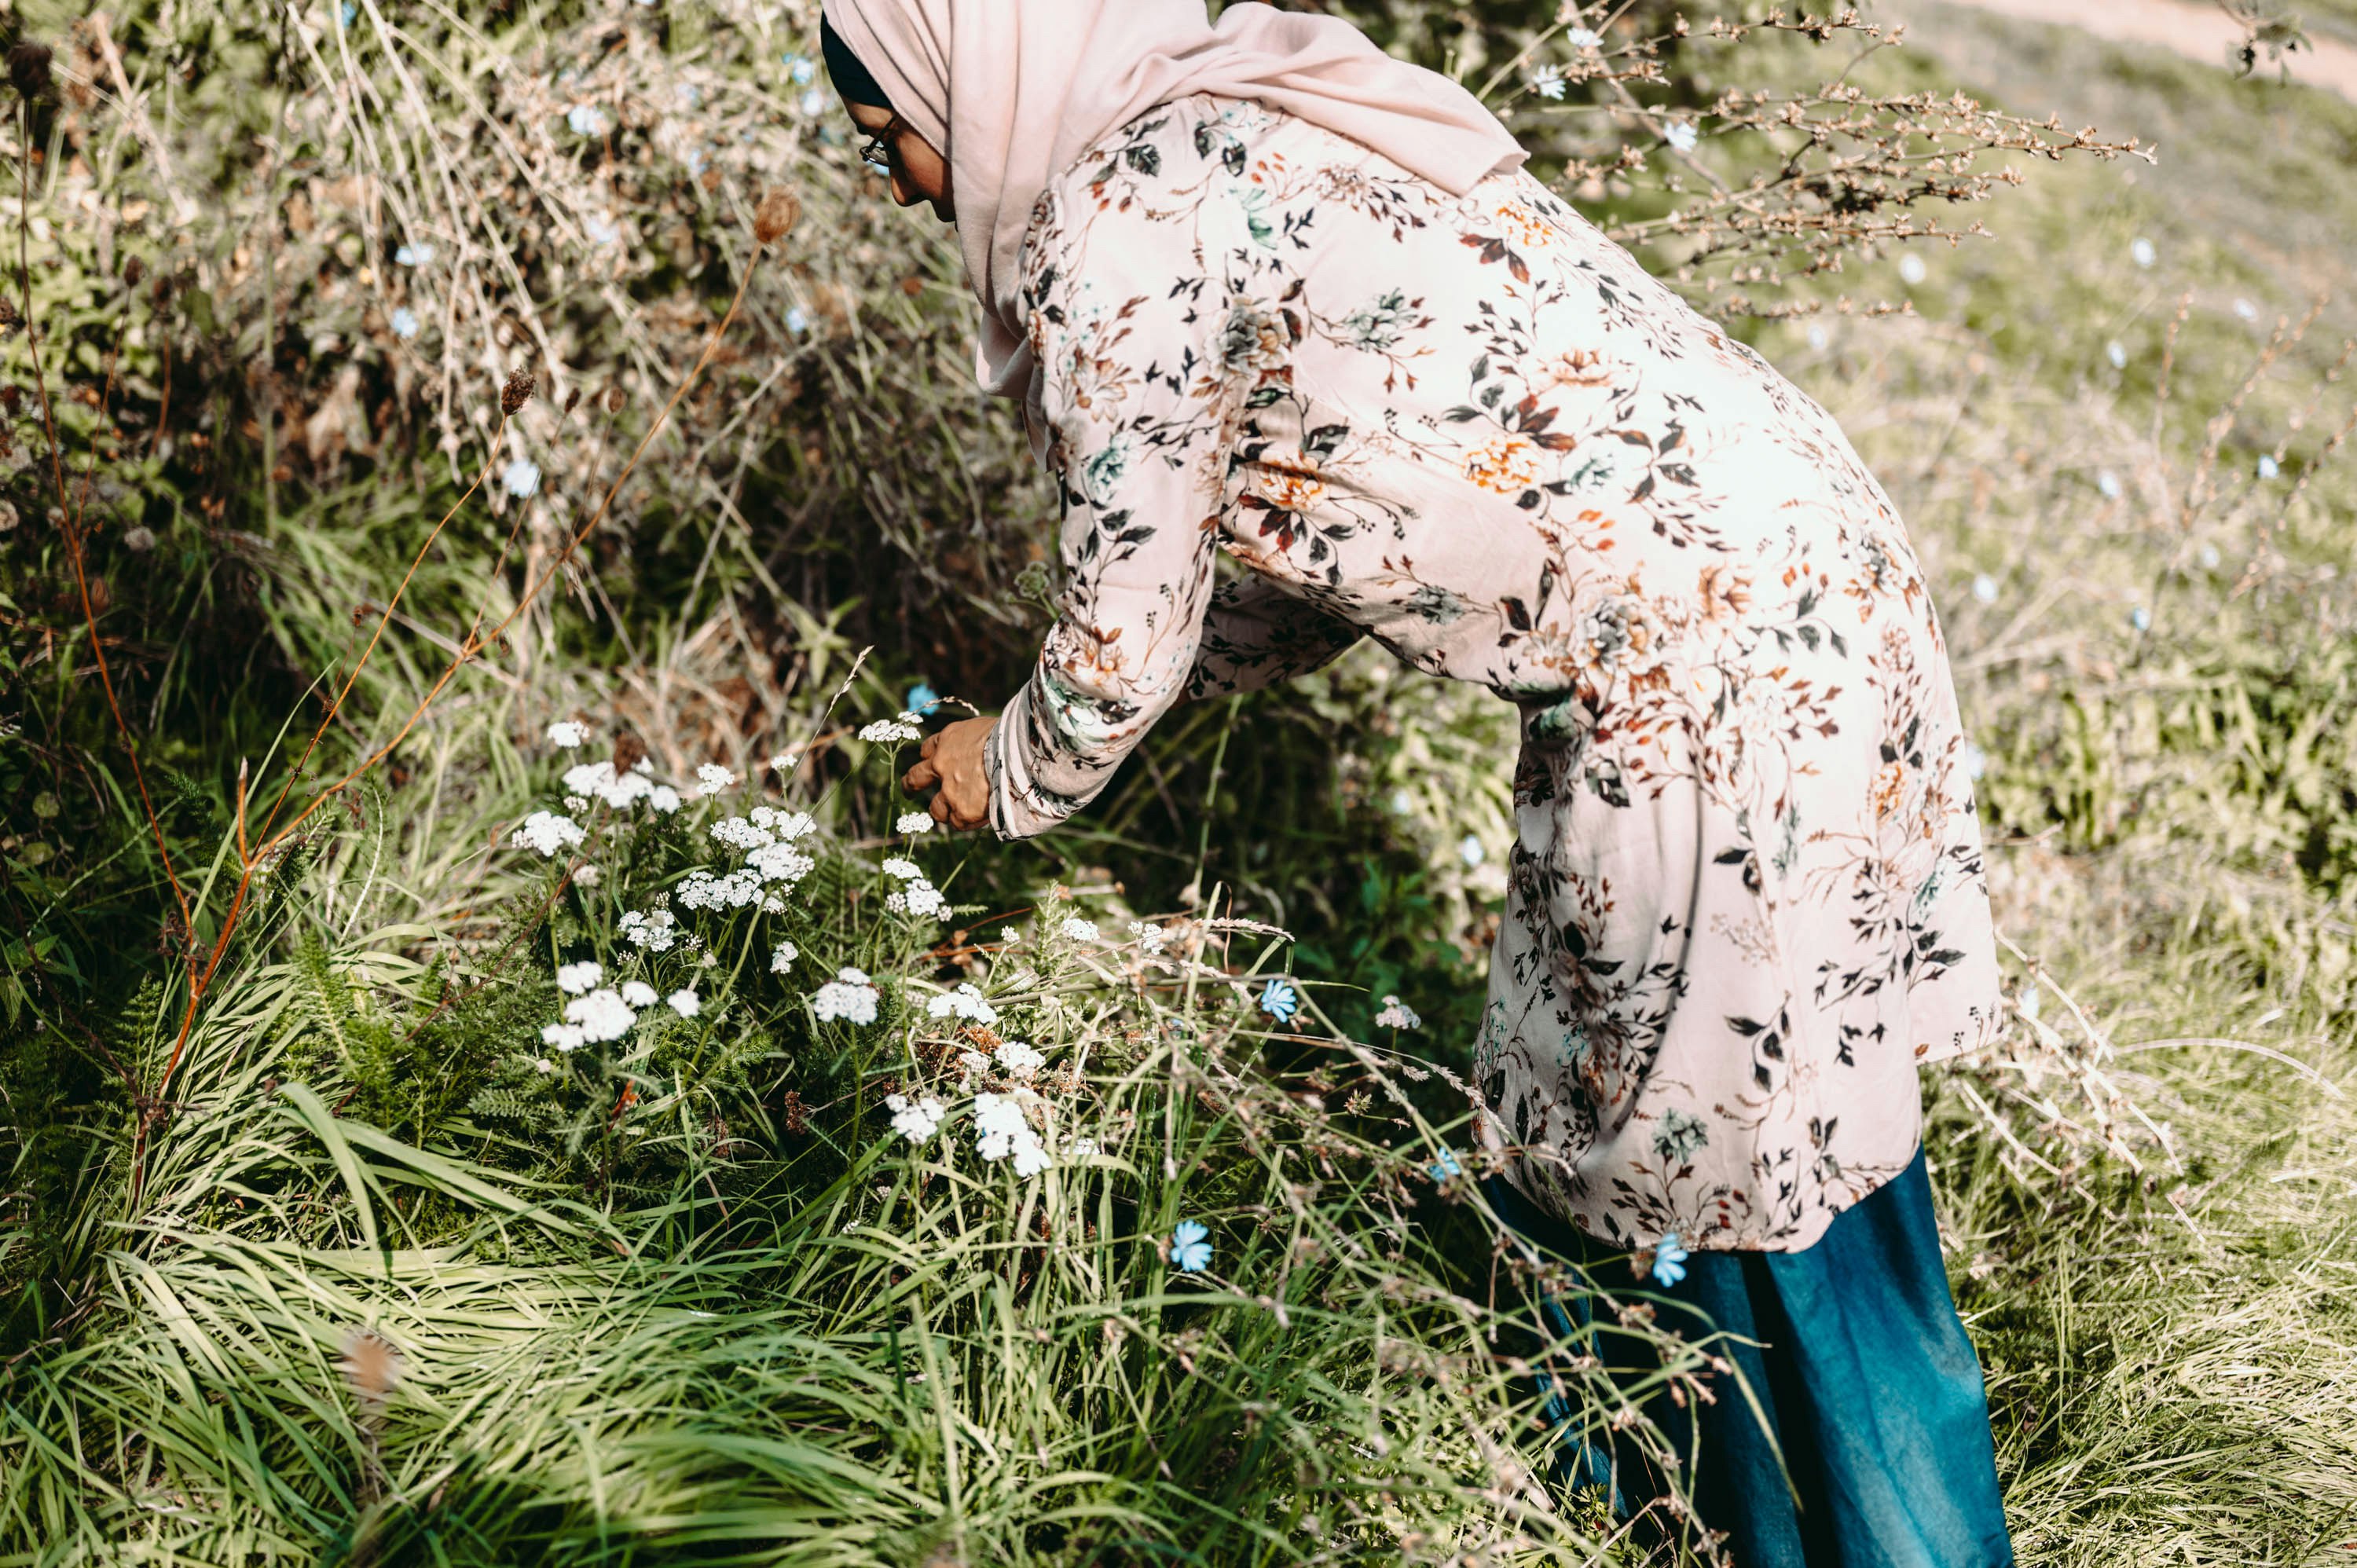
left=820, top=0, right=1527, bottom=396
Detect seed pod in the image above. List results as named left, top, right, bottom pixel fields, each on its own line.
left=500, top=368, right=534, bottom=416
left=123, top=255, right=144, bottom=288
left=563, top=386, right=582, bottom=414
left=6, top=41, right=51, bottom=102
left=610, top=732, right=647, bottom=775
left=604, top=385, right=626, bottom=413
left=753, top=185, right=801, bottom=245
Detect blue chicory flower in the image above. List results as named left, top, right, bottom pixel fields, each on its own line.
left=394, top=243, right=434, bottom=267
left=389, top=306, right=419, bottom=340
left=566, top=104, right=611, bottom=138
left=2129, top=605, right=2151, bottom=632
left=905, top=682, right=940, bottom=715
left=1428, top=1148, right=1463, bottom=1182
left=1259, top=978, right=1299, bottom=1023
left=502, top=459, right=541, bottom=498
left=1651, top=1232, right=1689, bottom=1288
left=1171, top=1219, right=1213, bottom=1273
left=786, top=54, right=817, bottom=85
left=2256, top=454, right=2280, bottom=480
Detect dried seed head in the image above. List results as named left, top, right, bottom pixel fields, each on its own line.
left=753, top=185, right=801, bottom=246
left=340, top=1328, right=401, bottom=1410
left=563, top=386, right=582, bottom=414
left=604, top=385, right=626, bottom=414
left=0, top=299, right=18, bottom=332
left=0, top=384, right=19, bottom=416
left=123, top=255, right=144, bottom=288
left=6, top=41, right=51, bottom=102
left=500, top=368, right=535, bottom=416
left=610, top=731, right=647, bottom=775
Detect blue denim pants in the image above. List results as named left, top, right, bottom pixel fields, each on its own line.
left=1487, top=1147, right=2014, bottom=1568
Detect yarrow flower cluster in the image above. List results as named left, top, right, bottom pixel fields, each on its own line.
left=562, top=758, right=683, bottom=815
left=1128, top=920, right=1171, bottom=955
left=926, top=984, right=999, bottom=1026
left=1059, top=917, right=1100, bottom=943
left=857, top=713, right=924, bottom=744
left=812, top=967, right=880, bottom=1025
left=885, top=1094, right=946, bottom=1143
left=684, top=807, right=821, bottom=913
left=546, top=720, right=590, bottom=749
left=620, top=907, right=683, bottom=953
left=973, top=1092, right=1052, bottom=1177
left=1374, top=995, right=1422, bottom=1031
left=511, top=810, right=587, bottom=858
left=894, top=811, right=935, bottom=834
left=770, top=939, right=799, bottom=974
left=695, top=763, right=739, bottom=798
left=881, top=855, right=953, bottom=922
left=555, top=960, right=603, bottom=995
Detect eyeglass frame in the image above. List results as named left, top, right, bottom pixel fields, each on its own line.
left=857, top=112, right=906, bottom=173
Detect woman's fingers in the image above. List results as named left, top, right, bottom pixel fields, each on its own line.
left=929, top=792, right=953, bottom=825
left=902, top=757, right=939, bottom=793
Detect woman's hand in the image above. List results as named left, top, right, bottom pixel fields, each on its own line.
left=901, top=715, right=994, bottom=831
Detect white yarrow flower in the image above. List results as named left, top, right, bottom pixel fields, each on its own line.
left=621, top=980, right=658, bottom=1007
left=926, top=984, right=1000, bottom=1026
left=812, top=967, right=880, bottom=1025
left=555, top=960, right=603, bottom=996
left=771, top=940, right=799, bottom=974
left=882, top=857, right=923, bottom=881
left=511, top=811, right=587, bottom=858
left=666, top=988, right=701, bottom=1019
left=541, top=1023, right=588, bottom=1051
left=563, top=988, right=638, bottom=1043
left=995, top=1038, right=1045, bottom=1081
left=1059, top=916, right=1100, bottom=942
left=695, top=763, right=738, bottom=798
left=1374, top=995, right=1424, bottom=1031
left=546, top=720, right=591, bottom=749
left=858, top=715, right=922, bottom=743
left=885, top=1094, right=946, bottom=1144
left=895, top=811, right=935, bottom=834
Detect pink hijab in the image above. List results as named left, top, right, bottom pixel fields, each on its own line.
left=819, top=0, right=1527, bottom=397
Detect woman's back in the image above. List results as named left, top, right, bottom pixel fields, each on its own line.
left=1010, top=92, right=2000, bottom=1252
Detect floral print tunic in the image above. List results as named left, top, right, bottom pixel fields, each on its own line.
left=981, top=93, right=2003, bottom=1252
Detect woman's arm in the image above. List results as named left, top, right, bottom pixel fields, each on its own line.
left=981, top=200, right=1235, bottom=838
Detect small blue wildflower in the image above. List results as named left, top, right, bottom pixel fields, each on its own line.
left=389, top=306, right=419, bottom=340
left=905, top=682, right=941, bottom=716
left=1459, top=833, right=1485, bottom=868
left=1428, top=1147, right=1463, bottom=1183
left=786, top=306, right=813, bottom=336
left=394, top=243, right=434, bottom=267
left=2098, top=470, right=2123, bottom=500
left=2129, top=605, right=2151, bottom=632
left=2199, top=544, right=2222, bottom=570
left=1650, top=1232, right=1689, bottom=1288
left=1529, top=64, right=1567, bottom=100
left=1259, top=977, right=1299, bottom=1024
left=2256, top=454, right=2280, bottom=480
left=502, top=459, right=541, bottom=498
left=567, top=104, right=610, bottom=137
left=584, top=211, right=620, bottom=247
left=1663, top=119, right=1699, bottom=153
left=786, top=54, right=817, bottom=85
left=2106, top=340, right=2128, bottom=370
left=2130, top=236, right=2157, bottom=269
left=1171, top=1219, right=1213, bottom=1273
left=1970, top=573, right=1998, bottom=605
left=2234, top=298, right=2259, bottom=322
left=339, top=1, right=356, bottom=27
left=799, top=87, right=829, bottom=118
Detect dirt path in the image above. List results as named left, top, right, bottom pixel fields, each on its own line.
left=1936, top=0, right=2357, bottom=101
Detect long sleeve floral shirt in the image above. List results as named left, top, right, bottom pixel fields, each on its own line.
left=983, top=93, right=2003, bottom=1252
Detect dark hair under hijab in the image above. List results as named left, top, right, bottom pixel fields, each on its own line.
left=820, top=17, right=893, bottom=111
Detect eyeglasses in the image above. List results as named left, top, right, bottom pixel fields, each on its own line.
left=857, top=113, right=904, bottom=172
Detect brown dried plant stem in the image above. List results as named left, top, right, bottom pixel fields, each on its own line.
left=143, top=229, right=785, bottom=1169
left=15, top=101, right=192, bottom=962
